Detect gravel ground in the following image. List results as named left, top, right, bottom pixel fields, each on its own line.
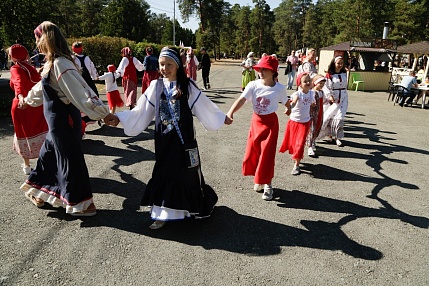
left=0, top=60, right=428, bottom=285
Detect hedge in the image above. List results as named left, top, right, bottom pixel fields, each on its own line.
left=0, top=37, right=203, bottom=118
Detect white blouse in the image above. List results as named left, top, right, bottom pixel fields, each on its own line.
left=116, top=57, right=144, bottom=76
left=116, top=78, right=226, bottom=136
left=25, top=57, right=109, bottom=120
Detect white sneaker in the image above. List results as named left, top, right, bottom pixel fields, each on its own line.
left=336, top=139, right=343, bottom=146
left=261, top=184, right=273, bottom=201
left=308, top=147, right=315, bottom=157
left=291, top=166, right=301, bottom=175
left=253, top=184, right=263, bottom=192
left=22, top=164, right=31, bottom=175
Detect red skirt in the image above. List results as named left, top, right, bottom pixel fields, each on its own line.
left=142, top=71, right=159, bottom=94
left=242, top=112, right=279, bottom=184
left=122, top=78, right=137, bottom=107
left=106, top=90, right=124, bottom=109
left=279, top=120, right=310, bottom=160
left=11, top=98, right=48, bottom=159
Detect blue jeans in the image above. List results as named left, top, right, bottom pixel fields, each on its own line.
left=287, top=69, right=296, bottom=88
left=399, top=91, right=416, bottom=105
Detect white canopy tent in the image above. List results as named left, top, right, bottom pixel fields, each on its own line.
left=397, top=41, right=429, bottom=80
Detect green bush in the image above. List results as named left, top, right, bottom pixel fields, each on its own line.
left=68, top=36, right=135, bottom=74
left=66, top=37, right=204, bottom=74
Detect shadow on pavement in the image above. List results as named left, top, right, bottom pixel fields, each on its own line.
left=76, top=204, right=383, bottom=261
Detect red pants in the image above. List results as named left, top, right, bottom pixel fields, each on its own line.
left=243, top=112, right=279, bottom=184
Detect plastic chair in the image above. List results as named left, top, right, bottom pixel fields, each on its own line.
left=393, top=85, right=413, bottom=106
left=387, top=82, right=399, bottom=101
left=351, top=73, right=365, bottom=91
left=351, top=73, right=365, bottom=90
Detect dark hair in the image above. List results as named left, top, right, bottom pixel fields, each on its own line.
left=273, top=72, right=278, bottom=81
left=327, top=57, right=347, bottom=74
left=163, top=46, right=190, bottom=99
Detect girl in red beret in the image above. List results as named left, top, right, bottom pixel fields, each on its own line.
left=9, top=44, right=48, bottom=175
left=98, top=64, right=124, bottom=114
left=227, top=55, right=289, bottom=201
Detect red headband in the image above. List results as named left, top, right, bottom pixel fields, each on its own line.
left=296, top=72, right=309, bottom=86
left=34, top=24, right=43, bottom=39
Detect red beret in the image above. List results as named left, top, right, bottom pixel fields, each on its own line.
left=108, top=65, right=116, bottom=72
left=9, top=44, right=28, bottom=62
left=253, top=55, right=278, bottom=73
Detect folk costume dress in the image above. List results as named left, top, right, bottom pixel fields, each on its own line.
left=279, top=89, right=315, bottom=160
left=241, top=57, right=256, bottom=90
left=241, top=80, right=289, bottom=185
left=74, top=54, right=100, bottom=131
left=186, top=53, right=199, bottom=81
left=306, top=89, right=324, bottom=147
left=116, top=78, right=226, bottom=221
left=20, top=57, right=110, bottom=213
left=74, top=54, right=99, bottom=95
left=142, top=54, right=159, bottom=94
left=319, top=72, right=348, bottom=140
left=10, top=61, right=48, bottom=160
left=99, top=71, right=124, bottom=109
left=117, top=56, right=144, bottom=107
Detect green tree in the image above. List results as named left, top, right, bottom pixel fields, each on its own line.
left=234, top=5, right=252, bottom=58
left=250, top=0, right=275, bottom=56
left=77, top=0, right=105, bottom=36
left=100, top=0, right=150, bottom=42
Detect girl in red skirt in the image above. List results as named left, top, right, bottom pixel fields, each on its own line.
left=9, top=44, right=48, bottom=174
left=279, top=72, right=315, bottom=175
left=227, top=55, right=289, bottom=201
left=98, top=64, right=124, bottom=114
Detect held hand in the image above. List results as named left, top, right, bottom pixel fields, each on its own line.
left=224, top=115, right=233, bottom=125
left=17, top=95, right=28, bottom=109
left=284, top=108, right=291, bottom=116
left=103, top=113, right=119, bottom=127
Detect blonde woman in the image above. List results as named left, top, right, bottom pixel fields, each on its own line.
left=19, top=21, right=116, bottom=215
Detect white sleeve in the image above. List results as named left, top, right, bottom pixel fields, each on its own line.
left=98, top=73, right=108, bottom=81
left=194, top=55, right=199, bottom=66
left=241, top=81, right=256, bottom=102
left=85, top=56, right=99, bottom=79
left=133, top=57, right=145, bottom=71
left=278, top=84, right=289, bottom=105
left=54, top=66, right=109, bottom=120
left=323, top=77, right=334, bottom=97
left=25, top=81, right=44, bottom=107
left=116, top=80, right=157, bottom=136
left=117, top=57, right=128, bottom=76
left=188, top=81, right=225, bottom=131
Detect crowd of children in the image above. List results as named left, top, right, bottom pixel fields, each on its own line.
left=9, top=24, right=350, bottom=230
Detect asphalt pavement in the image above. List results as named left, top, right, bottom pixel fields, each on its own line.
left=0, top=60, right=428, bottom=285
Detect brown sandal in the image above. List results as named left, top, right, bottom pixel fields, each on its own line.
left=24, top=192, right=44, bottom=208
